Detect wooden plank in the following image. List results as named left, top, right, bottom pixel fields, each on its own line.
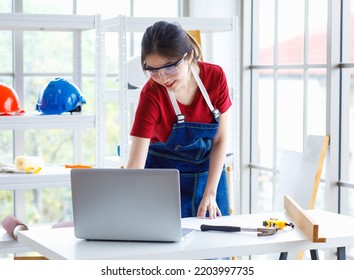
left=226, top=165, right=235, bottom=215
left=14, top=256, right=48, bottom=260
left=284, top=195, right=326, bottom=243
left=309, top=135, right=329, bottom=208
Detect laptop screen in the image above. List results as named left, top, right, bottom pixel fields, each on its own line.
left=71, top=168, right=184, bottom=242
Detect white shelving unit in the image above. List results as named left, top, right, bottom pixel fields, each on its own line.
left=0, top=115, right=95, bottom=190
left=0, top=13, right=97, bottom=191
left=0, top=13, right=98, bottom=254
left=0, top=13, right=97, bottom=30
left=0, top=115, right=95, bottom=130
left=0, top=167, right=72, bottom=190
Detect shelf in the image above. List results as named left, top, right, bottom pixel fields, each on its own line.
left=0, top=13, right=99, bottom=252
left=0, top=114, right=95, bottom=130
left=101, top=16, right=234, bottom=32
left=0, top=13, right=97, bottom=31
left=0, top=167, right=71, bottom=190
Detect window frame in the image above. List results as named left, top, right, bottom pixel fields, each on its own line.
left=241, top=0, right=354, bottom=215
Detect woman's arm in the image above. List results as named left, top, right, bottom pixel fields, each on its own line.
left=126, top=136, right=151, bottom=169
left=197, top=111, right=229, bottom=219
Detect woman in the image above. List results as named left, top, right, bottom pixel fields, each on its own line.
left=127, top=21, right=232, bottom=219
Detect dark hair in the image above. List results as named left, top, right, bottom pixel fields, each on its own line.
left=141, top=21, right=202, bottom=68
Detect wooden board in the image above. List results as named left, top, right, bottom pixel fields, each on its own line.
left=284, top=195, right=326, bottom=243
left=308, top=135, right=329, bottom=208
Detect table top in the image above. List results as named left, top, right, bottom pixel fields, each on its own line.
left=0, top=228, right=31, bottom=254
left=18, top=210, right=354, bottom=260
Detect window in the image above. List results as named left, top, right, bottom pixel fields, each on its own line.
left=0, top=0, right=12, bottom=12
left=244, top=0, right=354, bottom=257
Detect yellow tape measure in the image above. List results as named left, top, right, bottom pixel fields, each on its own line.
left=263, top=218, right=294, bottom=230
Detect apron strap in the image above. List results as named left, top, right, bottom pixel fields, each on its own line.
left=190, top=64, right=220, bottom=119
left=167, top=90, right=185, bottom=123
left=167, top=63, right=220, bottom=123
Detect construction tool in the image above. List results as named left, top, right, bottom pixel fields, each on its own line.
left=200, top=224, right=277, bottom=236
left=263, top=218, right=294, bottom=230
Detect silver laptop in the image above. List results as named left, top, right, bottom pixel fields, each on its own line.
left=70, top=168, right=193, bottom=242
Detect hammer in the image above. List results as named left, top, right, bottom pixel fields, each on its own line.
left=200, top=224, right=278, bottom=236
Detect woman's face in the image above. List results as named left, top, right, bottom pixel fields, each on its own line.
left=144, top=53, right=190, bottom=92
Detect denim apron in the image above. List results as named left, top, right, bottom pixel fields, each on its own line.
left=145, top=65, right=229, bottom=218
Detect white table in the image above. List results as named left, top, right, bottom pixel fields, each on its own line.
left=0, top=228, right=31, bottom=254
left=17, top=210, right=354, bottom=260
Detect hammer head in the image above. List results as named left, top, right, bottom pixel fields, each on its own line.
left=256, top=227, right=278, bottom=236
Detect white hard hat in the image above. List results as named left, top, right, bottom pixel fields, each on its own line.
left=127, top=56, right=147, bottom=89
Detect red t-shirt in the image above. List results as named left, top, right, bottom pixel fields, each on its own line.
left=130, top=61, right=232, bottom=143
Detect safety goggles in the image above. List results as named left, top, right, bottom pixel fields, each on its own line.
left=144, top=53, right=188, bottom=78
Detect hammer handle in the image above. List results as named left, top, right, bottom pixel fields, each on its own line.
left=200, top=224, right=241, bottom=232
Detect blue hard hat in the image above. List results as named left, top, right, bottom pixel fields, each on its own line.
left=35, top=77, right=86, bottom=115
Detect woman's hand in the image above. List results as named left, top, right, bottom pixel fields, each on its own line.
left=197, top=194, right=222, bottom=219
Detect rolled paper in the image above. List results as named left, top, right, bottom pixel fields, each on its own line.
left=14, top=156, right=45, bottom=173
left=2, top=216, right=29, bottom=240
